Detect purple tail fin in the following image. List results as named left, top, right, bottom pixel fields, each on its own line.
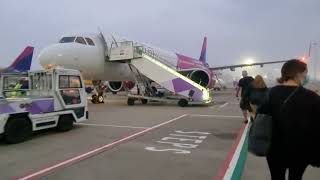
left=4, top=46, right=34, bottom=72
left=199, top=37, right=207, bottom=63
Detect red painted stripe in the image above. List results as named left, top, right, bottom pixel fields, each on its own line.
left=214, top=123, right=247, bottom=180
left=15, top=114, right=187, bottom=180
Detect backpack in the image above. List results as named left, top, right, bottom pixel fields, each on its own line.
left=249, top=89, right=267, bottom=105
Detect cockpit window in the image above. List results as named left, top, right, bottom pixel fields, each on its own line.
left=85, top=38, right=95, bottom=46
left=75, top=37, right=87, bottom=45
left=59, top=37, right=76, bottom=43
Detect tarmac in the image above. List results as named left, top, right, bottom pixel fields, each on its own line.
left=0, top=90, right=319, bottom=180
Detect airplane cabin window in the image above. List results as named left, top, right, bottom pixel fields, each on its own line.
left=59, top=37, right=76, bottom=43
left=75, top=37, right=87, bottom=45
left=85, top=38, right=95, bottom=46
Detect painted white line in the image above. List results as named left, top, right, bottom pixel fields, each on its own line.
left=189, top=114, right=242, bottom=119
left=219, top=102, right=229, bottom=108
left=215, top=114, right=250, bottom=180
left=223, top=123, right=249, bottom=180
left=77, top=123, right=148, bottom=129
left=17, top=114, right=188, bottom=180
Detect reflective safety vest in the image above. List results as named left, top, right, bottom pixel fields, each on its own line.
left=10, top=83, right=22, bottom=97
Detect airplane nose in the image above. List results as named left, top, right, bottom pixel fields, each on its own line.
left=38, top=44, right=66, bottom=69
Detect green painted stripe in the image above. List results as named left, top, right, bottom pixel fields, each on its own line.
left=231, top=130, right=249, bottom=180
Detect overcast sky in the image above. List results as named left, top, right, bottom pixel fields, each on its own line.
left=0, top=0, right=319, bottom=71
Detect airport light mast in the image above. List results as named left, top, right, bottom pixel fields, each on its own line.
left=308, top=41, right=318, bottom=80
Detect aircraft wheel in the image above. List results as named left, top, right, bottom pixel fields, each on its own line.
left=127, top=98, right=135, bottom=106
left=4, top=116, right=32, bottom=144
left=141, top=99, right=148, bottom=104
left=178, top=99, right=188, bottom=107
left=91, top=95, right=98, bottom=104
left=98, top=95, right=104, bottom=103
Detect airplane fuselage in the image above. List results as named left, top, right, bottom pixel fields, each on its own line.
left=38, top=33, right=215, bottom=88
left=39, top=34, right=134, bottom=81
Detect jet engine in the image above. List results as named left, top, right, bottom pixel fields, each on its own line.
left=188, top=70, right=210, bottom=87
left=107, top=81, right=135, bottom=93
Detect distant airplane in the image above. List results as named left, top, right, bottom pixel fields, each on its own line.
left=38, top=33, right=287, bottom=102
left=0, top=46, right=34, bottom=73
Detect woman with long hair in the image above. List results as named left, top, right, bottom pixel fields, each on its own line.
left=258, top=59, right=320, bottom=180
left=244, top=74, right=268, bottom=119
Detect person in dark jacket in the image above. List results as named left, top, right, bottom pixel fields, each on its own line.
left=258, top=59, right=320, bottom=180
left=244, top=75, right=268, bottom=120
left=236, top=70, right=254, bottom=123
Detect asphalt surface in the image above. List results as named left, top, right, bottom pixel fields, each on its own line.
left=1, top=90, right=319, bottom=180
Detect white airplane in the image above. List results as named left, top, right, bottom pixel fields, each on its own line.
left=38, top=32, right=317, bottom=103
left=39, top=34, right=137, bottom=97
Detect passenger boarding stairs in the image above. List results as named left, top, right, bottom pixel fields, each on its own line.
left=107, top=41, right=211, bottom=103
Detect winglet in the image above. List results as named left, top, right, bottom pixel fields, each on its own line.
left=7, top=46, right=34, bottom=72
left=199, top=37, right=207, bottom=63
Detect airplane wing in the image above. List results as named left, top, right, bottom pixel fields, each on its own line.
left=209, top=60, right=288, bottom=71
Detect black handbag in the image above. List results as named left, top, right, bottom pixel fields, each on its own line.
left=248, top=87, right=300, bottom=156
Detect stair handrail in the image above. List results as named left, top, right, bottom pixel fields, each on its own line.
left=140, top=46, right=178, bottom=69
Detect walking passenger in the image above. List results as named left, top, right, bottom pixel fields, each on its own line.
left=236, top=70, right=254, bottom=123
left=244, top=75, right=268, bottom=120
left=258, top=59, right=320, bottom=180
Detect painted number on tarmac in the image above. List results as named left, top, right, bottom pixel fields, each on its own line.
left=145, top=130, right=211, bottom=154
